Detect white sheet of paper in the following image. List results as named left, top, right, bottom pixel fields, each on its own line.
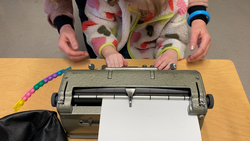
left=98, top=99, right=202, bottom=141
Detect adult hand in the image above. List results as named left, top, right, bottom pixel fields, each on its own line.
left=101, top=45, right=128, bottom=67
left=58, top=24, right=89, bottom=61
left=154, top=49, right=178, bottom=70
left=187, top=20, right=211, bottom=62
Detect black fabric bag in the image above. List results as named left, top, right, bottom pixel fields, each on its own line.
left=0, top=110, right=68, bottom=141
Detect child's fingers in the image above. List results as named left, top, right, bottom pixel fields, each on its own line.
left=113, top=58, right=120, bottom=67
left=123, top=59, right=128, bottom=67
left=107, top=55, right=122, bottom=67
left=154, top=56, right=163, bottom=68
left=106, top=59, right=113, bottom=67
left=105, top=53, right=127, bottom=67
left=110, top=60, right=115, bottom=67
left=158, top=60, right=169, bottom=70
left=117, top=58, right=124, bottom=67
left=113, top=56, right=125, bottom=67
left=155, top=54, right=169, bottom=70
left=162, top=63, right=171, bottom=70
left=155, top=55, right=167, bottom=70
left=155, top=50, right=178, bottom=70
left=106, top=57, right=119, bottom=67
left=159, top=59, right=173, bottom=70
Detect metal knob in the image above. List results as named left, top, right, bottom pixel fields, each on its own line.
left=206, top=94, right=214, bottom=109
left=51, top=93, right=58, bottom=107
left=170, top=63, right=176, bottom=70
left=101, top=65, right=107, bottom=70
left=88, top=64, right=95, bottom=70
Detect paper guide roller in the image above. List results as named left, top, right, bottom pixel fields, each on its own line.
left=70, top=87, right=191, bottom=107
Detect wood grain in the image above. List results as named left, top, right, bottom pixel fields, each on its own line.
left=0, top=58, right=249, bottom=141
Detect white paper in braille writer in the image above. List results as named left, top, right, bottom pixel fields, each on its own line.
left=98, top=99, right=202, bottom=141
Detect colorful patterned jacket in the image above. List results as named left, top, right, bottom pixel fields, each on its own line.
left=82, top=0, right=188, bottom=59
left=44, top=0, right=208, bottom=28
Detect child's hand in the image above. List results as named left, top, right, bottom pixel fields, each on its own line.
left=101, top=45, right=128, bottom=67
left=154, top=49, right=178, bottom=70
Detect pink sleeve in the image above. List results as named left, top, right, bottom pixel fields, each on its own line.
left=43, top=0, right=74, bottom=28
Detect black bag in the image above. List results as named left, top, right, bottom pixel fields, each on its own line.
left=0, top=110, right=68, bottom=141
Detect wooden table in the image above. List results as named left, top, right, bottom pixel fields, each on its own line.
left=0, top=58, right=249, bottom=141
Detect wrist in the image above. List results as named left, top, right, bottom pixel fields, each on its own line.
left=191, top=19, right=207, bottom=27
left=157, top=47, right=180, bottom=60
left=101, top=45, right=117, bottom=58
left=164, top=49, right=177, bottom=54
left=59, top=24, right=74, bottom=34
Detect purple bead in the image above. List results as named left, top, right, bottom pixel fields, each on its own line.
left=44, top=78, right=48, bottom=83
left=48, top=76, right=53, bottom=81
left=52, top=73, right=57, bottom=78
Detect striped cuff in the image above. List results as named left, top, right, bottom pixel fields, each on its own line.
left=188, top=6, right=208, bottom=26
left=54, top=15, right=74, bottom=33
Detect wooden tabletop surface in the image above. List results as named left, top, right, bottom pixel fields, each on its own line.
left=0, top=58, right=249, bottom=141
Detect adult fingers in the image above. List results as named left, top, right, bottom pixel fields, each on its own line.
left=68, top=55, right=88, bottom=62
left=59, top=24, right=79, bottom=50
left=58, top=41, right=88, bottom=61
left=67, top=33, right=79, bottom=50
left=189, top=20, right=207, bottom=51
left=189, top=28, right=199, bottom=51
left=188, top=40, right=211, bottom=62
left=188, top=34, right=211, bottom=62
left=59, top=38, right=87, bottom=57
